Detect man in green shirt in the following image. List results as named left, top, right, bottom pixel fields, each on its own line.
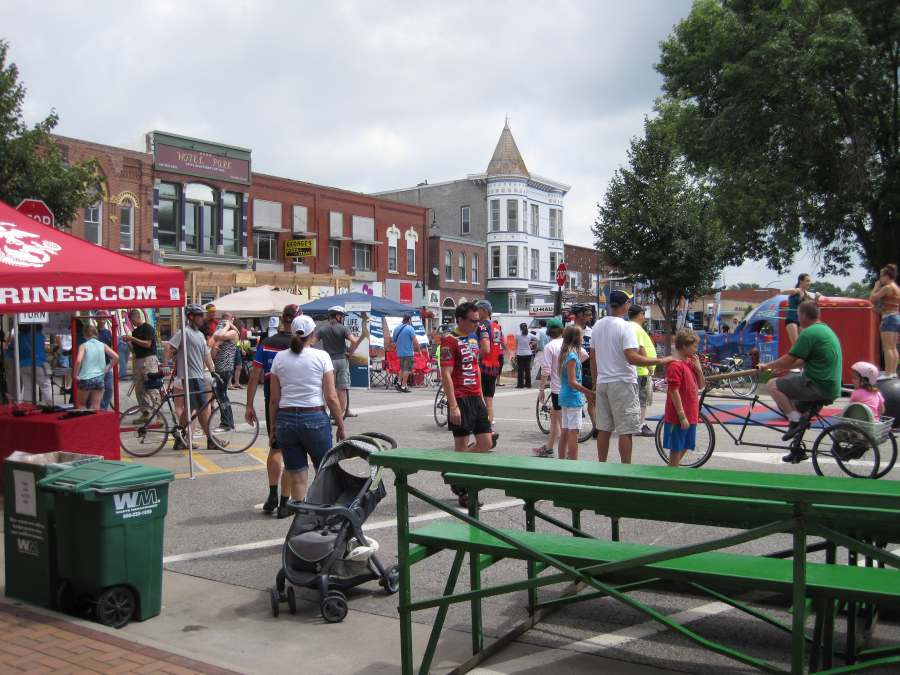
left=760, top=300, right=843, bottom=462
left=629, top=304, right=657, bottom=436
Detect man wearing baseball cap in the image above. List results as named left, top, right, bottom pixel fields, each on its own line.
left=246, top=304, right=299, bottom=515
left=315, top=306, right=367, bottom=418
left=591, top=290, right=673, bottom=463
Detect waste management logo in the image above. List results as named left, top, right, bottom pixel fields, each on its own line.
left=113, top=488, right=160, bottom=519
left=17, top=537, right=39, bottom=556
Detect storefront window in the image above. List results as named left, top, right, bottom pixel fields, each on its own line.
left=222, top=191, right=240, bottom=255
left=157, top=182, right=179, bottom=250
left=255, top=231, right=277, bottom=261
left=185, top=183, right=215, bottom=253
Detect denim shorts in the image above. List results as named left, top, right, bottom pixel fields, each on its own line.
left=882, top=313, right=900, bottom=332
left=275, top=410, right=332, bottom=472
left=78, top=375, right=104, bottom=391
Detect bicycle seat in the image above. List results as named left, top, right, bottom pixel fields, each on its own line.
left=795, top=399, right=833, bottom=416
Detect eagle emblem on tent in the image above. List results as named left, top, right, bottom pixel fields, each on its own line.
left=0, top=221, right=62, bottom=269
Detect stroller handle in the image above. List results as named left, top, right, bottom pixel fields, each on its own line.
left=284, top=500, right=363, bottom=527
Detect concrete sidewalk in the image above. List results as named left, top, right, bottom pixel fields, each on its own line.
left=1, top=567, right=677, bottom=674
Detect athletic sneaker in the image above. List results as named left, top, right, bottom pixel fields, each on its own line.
left=262, top=494, right=278, bottom=514
left=491, top=432, right=499, bottom=449
left=639, top=424, right=654, bottom=437
left=532, top=444, right=554, bottom=458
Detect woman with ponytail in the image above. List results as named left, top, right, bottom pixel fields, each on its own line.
left=871, top=263, right=900, bottom=378
left=268, top=315, right=344, bottom=516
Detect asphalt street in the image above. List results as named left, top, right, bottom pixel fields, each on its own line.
left=117, top=376, right=900, bottom=674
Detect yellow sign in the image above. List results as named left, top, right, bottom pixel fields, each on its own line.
left=284, top=238, right=315, bottom=258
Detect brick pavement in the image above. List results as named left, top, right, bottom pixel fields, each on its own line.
left=0, top=602, right=239, bottom=675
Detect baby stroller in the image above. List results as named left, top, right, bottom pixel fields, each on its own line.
left=271, top=432, right=400, bottom=623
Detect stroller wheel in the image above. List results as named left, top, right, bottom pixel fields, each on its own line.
left=321, top=591, right=348, bottom=623
left=286, top=586, right=297, bottom=615
left=270, top=587, right=280, bottom=618
left=381, top=565, right=400, bottom=595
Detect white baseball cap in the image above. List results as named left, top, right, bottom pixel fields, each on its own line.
left=291, top=315, right=316, bottom=337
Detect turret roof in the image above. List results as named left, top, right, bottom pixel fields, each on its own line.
left=486, top=120, right=529, bottom=178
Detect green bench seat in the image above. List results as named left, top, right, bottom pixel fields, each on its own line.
left=442, top=472, right=900, bottom=543
left=409, top=521, right=900, bottom=605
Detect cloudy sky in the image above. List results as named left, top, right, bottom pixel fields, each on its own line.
left=1, top=0, right=863, bottom=288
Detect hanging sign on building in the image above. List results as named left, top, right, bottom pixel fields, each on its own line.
left=150, top=131, right=251, bottom=185
left=284, top=239, right=315, bottom=258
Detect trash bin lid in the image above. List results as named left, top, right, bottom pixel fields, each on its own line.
left=37, top=460, right=173, bottom=494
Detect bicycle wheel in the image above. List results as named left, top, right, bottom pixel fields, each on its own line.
left=728, top=372, right=758, bottom=398
left=120, top=405, right=169, bottom=457
left=433, top=386, right=448, bottom=427
left=536, top=395, right=551, bottom=435
left=654, top=414, right=715, bottom=468
left=875, top=433, right=898, bottom=478
left=208, top=401, right=259, bottom=453
left=577, top=399, right=594, bottom=443
left=812, top=423, right=879, bottom=478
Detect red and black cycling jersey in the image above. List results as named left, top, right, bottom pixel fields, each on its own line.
left=476, top=320, right=503, bottom=377
left=440, top=330, right=482, bottom=398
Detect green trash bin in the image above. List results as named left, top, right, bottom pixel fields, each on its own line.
left=3, top=451, right=101, bottom=608
left=38, top=460, right=174, bottom=627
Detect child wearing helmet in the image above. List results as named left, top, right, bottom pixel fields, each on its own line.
left=849, top=361, right=885, bottom=417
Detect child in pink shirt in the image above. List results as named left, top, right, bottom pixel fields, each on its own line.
left=849, top=361, right=885, bottom=417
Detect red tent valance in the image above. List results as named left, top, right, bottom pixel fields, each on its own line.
left=0, top=200, right=184, bottom=314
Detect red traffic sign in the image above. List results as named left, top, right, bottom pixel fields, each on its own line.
left=16, top=199, right=55, bottom=228
left=555, top=262, right=568, bottom=287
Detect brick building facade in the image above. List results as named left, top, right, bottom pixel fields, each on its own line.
left=427, top=235, right=486, bottom=325
left=563, top=243, right=603, bottom=304
left=52, top=132, right=427, bottom=306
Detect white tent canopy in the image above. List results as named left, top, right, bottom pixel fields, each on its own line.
left=211, top=285, right=304, bottom=317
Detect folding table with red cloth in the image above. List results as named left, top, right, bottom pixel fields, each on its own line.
left=0, top=407, right=119, bottom=464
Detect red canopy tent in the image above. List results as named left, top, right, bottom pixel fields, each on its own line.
left=0, top=200, right=184, bottom=313
left=0, top=199, right=202, bottom=475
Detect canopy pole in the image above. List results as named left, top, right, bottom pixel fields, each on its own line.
left=12, top=314, right=20, bottom=403
left=31, top=325, right=37, bottom=404
left=182, top=307, right=195, bottom=480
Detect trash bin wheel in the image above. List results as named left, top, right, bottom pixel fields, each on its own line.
left=381, top=565, right=400, bottom=595
left=286, top=586, right=297, bottom=615
left=96, top=586, right=135, bottom=628
left=321, top=591, right=348, bottom=623
left=270, top=587, right=280, bottom=617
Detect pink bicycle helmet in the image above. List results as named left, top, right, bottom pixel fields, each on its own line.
left=850, top=361, right=879, bottom=386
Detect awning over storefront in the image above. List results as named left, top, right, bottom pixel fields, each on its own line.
left=0, top=200, right=185, bottom=314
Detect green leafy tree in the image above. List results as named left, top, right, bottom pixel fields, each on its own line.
left=844, top=280, right=873, bottom=298
left=594, top=119, right=736, bottom=334
left=0, top=40, right=99, bottom=226
left=656, top=0, right=900, bottom=276
left=809, top=280, right=844, bottom=296
left=727, top=282, right=761, bottom=290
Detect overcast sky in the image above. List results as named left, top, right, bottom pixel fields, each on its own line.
left=1, top=0, right=863, bottom=288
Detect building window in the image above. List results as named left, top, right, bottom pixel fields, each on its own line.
left=507, top=245, right=518, bottom=277
left=118, top=200, right=134, bottom=251
left=490, top=199, right=500, bottom=232
left=222, top=191, right=240, bottom=255
left=329, top=211, right=343, bottom=237
left=549, top=251, right=562, bottom=280
left=460, top=206, right=470, bottom=235
left=445, top=250, right=453, bottom=281
left=472, top=254, right=479, bottom=284
left=292, top=205, right=308, bottom=233
left=491, top=246, right=501, bottom=279
left=459, top=252, right=467, bottom=282
left=255, top=231, right=278, bottom=261
left=253, top=198, right=282, bottom=230
left=388, top=243, right=398, bottom=273
left=84, top=202, right=101, bottom=245
left=507, top=199, right=518, bottom=232
left=329, top=240, right=341, bottom=268
left=522, top=247, right=528, bottom=280
left=406, top=244, right=416, bottom=275
left=549, top=208, right=563, bottom=239
left=186, top=183, right=217, bottom=253
left=352, top=243, right=372, bottom=271
left=531, top=203, right=539, bottom=235
left=531, top=249, right=539, bottom=281
left=157, top=182, right=179, bottom=250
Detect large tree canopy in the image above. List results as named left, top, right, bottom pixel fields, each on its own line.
left=0, top=40, right=99, bottom=226
left=594, top=119, right=735, bottom=333
left=656, top=0, right=899, bottom=275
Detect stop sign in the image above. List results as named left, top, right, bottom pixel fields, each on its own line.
left=555, top=262, right=568, bottom=287
left=16, top=199, right=55, bottom=228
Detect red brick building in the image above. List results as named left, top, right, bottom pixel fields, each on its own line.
left=428, top=235, right=486, bottom=325
left=52, top=132, right=427, bottom=305
left=563, top=243, right=604, bottom=303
